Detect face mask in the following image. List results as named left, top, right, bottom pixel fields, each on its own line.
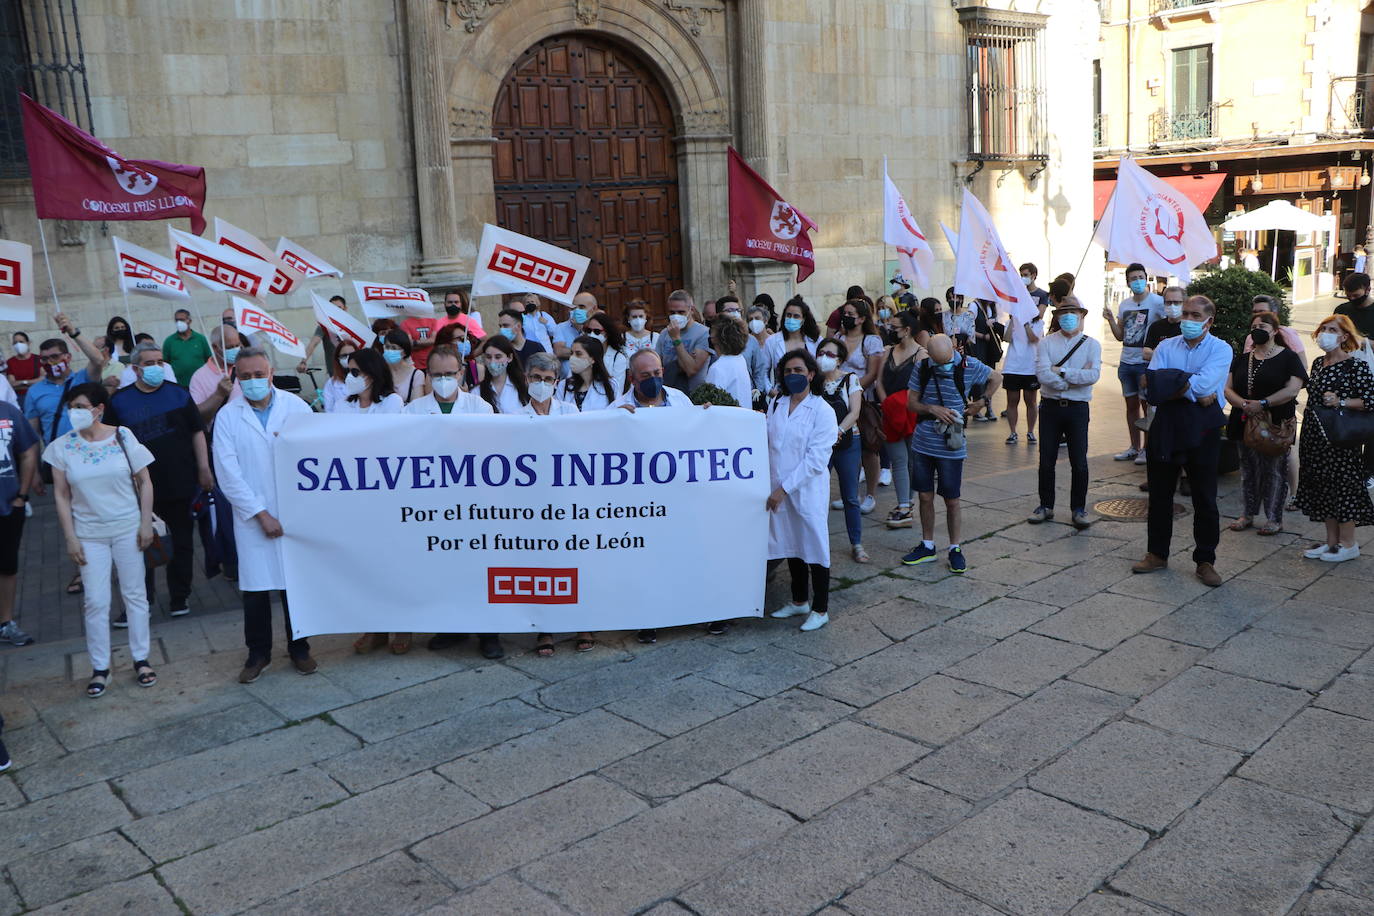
left=487, top=359, right=508, bottom=377
left=528, top=380, right=555, bottom=403
left=431, top=376, right=460, bottom=400
left=782, top=373, right=809, bottom=395
left=456, top=339, right=472, bottom=357
left=1058, top=313, right=1080, bottom=333
left=1318, top=331, right=1341, bottom=352
left=816, top=355, right=838, bottom=373
left=240, top=377, right=271, bottom=402
left=344, top=372, right=368, bottom=395
left=636, top=376, right=664, bottom=400
left=748, top=318, right=765, bottom=335
left=338, top=352, right=353, bottom=368
left=175, top=320, right=189, bottom=334
left=1128, top=279, right=1148, bottom=295
left=841, top=315, right=858, bottom=331
left=1021, top=276, right=1033, bottom=287
left=223, top=318, right=237, bottom=327
left=932, top=352, right=964, bottom=375
left=723, top=310, right=742, bottom=321
left=569, top=355, right=593, bottom=374
left=384, top=349, right=404, bottom=365
left=669, top=314, right=688, bottom=329
left=44, top=360, right=68, bottom=379
left=13, top=341, right=27, bottom=356
left=1250, top=328, right=1271, bottom=346
left=588, top=332, right=606, bottom=344
left=571, top=308, right=588, bottom=325
left=140, top=364, right=166, bottom=387
left=1165, top=303, right=1183, bottom=320
left=223, top=347, right=240, bottom=364
left=67, top=407, right=95, bottom=432
left=499, top=327, right=516, bottom=341
left=445, top=305, right=460, bottom=318
left=783, top=317, right=802, bottom=333
left=878, top=309, right=891, bottom=319
left=524, top=302, right=537, bottom=314
left=1179, top=319, right=1206, bottom=340
left=629, top=317, right=647, bottom=332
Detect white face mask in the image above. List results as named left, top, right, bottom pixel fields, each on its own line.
left=430, top=376, right=460, bottom=400
left=12, top=341, right=28, bottom=355
left=1165, top=303, right=1183, bottom=320
left=669, top=314, right=689, bottom=329
left=816, top=355, right=839, bottom=374
left=175, top=320, right=189, bottom=334
left=1318, top=331, right=1342, bottom=352
left=68, top=407, right=95, bottom=431
left=569, top=355, right=593, bottom=374
left=344, top=372, right=368, bottom=395
left=528, top=380, right=555, bottom=403
left=628, top=317, right=647, bottom=332
left=748, top=318, right=765, bottom=335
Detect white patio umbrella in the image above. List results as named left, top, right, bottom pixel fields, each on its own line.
left=1222, top=200, right=1333, bottom=275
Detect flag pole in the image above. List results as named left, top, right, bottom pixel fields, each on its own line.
left=35, top=219, right=60, bottom=314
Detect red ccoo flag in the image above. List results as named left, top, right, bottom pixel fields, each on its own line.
left=728, top=147, right=817, bottom=282
left=19, top=94, right=207, bottom=234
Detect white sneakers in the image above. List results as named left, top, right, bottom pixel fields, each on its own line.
left=800, top=611, right=829, bottom=631
left=770, top=602, right=810, bottom=618
left=831, top=499, right=843, bottom=510
left=879, top=468, right=892, bottom=486
left=1134, top=450, right=1148, bottom=466
left=1321, top=544, right=1361, bottom=563
left=1304, top=543, right=1335, bottom=559
left=859, top=495, right=876, bottom=515
left=1114, top=448, right=1138, bottom=461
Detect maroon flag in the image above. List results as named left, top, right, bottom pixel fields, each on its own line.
left=20, top=94, right=207, bottom=234
left=728, top=147, right=817, bottom=282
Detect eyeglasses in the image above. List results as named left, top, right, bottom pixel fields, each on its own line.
left=528, top=375, right=557, bottom=384
left=430, top=371, right=459, bottom=380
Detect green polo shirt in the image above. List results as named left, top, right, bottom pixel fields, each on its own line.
left=162, top=330, right=212, bottom=388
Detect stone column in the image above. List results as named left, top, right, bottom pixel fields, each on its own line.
left=406, top=0, right=463, bottom=285
left=735, top=0, right=770, bottom=179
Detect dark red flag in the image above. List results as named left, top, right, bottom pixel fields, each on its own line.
left=20, top=94, right=207, bottom=234
left=728, top=146, right=817, bottom=282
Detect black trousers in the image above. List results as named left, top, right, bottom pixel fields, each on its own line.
left=1037, top=400, right=1090, bottom=512
left=243, top=590, right=310, bottom=663
left=145, top=497, right=194, bottom=609
left=1146, top=428, right=1221, bottom=564
left=766, top=557, right=830, bottom=614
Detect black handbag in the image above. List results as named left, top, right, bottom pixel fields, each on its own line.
left=1311, top=405, right=1374, bottom=449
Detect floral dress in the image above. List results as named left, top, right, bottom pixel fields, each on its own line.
left=1294, top=354, right=1374, bottom=525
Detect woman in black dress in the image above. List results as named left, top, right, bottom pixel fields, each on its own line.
left=1294, top=314, right=1374, bottom=562
left=1224, top=311, right=1306, bottom=535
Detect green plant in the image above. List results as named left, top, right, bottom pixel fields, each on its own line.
left=689, top=383, right=739, bottom=407
left=1186, top=266, right=1288, bottom=354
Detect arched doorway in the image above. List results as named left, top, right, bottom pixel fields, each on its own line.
left=492, top=34, right=684, bottom=319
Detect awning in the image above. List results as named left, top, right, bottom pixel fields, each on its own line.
left=1093, top=172, right=1227, bottom=221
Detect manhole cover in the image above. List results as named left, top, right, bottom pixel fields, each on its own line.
left=1093, top=497, right=1188, bottom=521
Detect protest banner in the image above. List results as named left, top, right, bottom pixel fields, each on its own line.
left=883, top=165, right=934, bottom=290
left=953, top=189, right=1040, bottom=329
left=213, top=218, right=304, bottom=296
left=275, top=408, right=769, bottom=637
left=352, top=280, right=436, bottom=320
left=112, top=236, right=189, bottom=301
left=728, top=146, right=817, bottom=282
left=0, top=239, right=36, bottom=322
left=310, top=290, right=374, bottom=348
left=471, top=224, right=590, bottom=307
left=1093, top=157, right=1217, bottom=282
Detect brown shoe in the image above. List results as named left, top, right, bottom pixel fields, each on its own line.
left=1131, top=553, right=1168, bottom=574
left=389, top=633, right=412, bottom=655
left=353, top=633, right=387, bottom=654
left=1196, top=562, right=1222, bottom=587
left=238, top=658, right=270, bottom=684
left=291, top=654, right=318, bottom=675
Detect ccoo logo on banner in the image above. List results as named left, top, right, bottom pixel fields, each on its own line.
left=169, top=227, right=273, bottom=300
left=112, top=236, right=189, bottom=301
left=352, top=281, right=435, bottom=320
left=0, top=239, right=35, bottom=322
left=232, top=297, right=306, bottom=359
left=471, top=223, right=590, bottom=307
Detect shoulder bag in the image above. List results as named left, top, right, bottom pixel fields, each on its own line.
left=1240, top=353, right=1296, bottom=457
left=114, top=428, right=170, bottom=567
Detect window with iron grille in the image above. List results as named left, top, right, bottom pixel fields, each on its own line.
left=0, top=0, right=94, bottom=180
left=958, top=6, right=1049, bottom=162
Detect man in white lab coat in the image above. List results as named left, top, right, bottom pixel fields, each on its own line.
left=212, top=348, right=319, bottom=683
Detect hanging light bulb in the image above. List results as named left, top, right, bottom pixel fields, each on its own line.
left=1332, top=169, right=1346, bottom=188
left=1252, top=170, right=1263, bottom=192
left=1361, top=165, right=1370, bottom=187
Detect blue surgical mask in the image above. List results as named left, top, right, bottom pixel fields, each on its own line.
left=240, top=377, right=271, bottom=402
left=783, top=316, right=802, bottom=333
left=499, top=327, right=516, bottom=341
left=782, top=373, right=809, bottom=395
left=456, top=339, right=472, bottom=357
left=223, top=347, right=240, bottom=364
left=571, top=308, right=588, bottom=325
left=1058, top=313, right=1080, bottom=333
left=383, top=349, right=403, bottom=364
left=636, top=376, right=664, bottom=401
left=1129, top=279, right=1148, bottom=295
left=1180, top=319, right=1206, bottom=340
left=140, top=364, right=166, bottom=387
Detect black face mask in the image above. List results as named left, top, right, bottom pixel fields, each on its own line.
left=841, top=315, right=858, bottom=331
left=524, top=302, right=537, bottom=314
left=1250, top=328, right=1271, bottom=346
left=445, top=305, right=460, bottom=317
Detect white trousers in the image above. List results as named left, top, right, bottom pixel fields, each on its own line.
left=81, top=531, right=151, bottom=671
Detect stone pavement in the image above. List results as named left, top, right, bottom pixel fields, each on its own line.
left=2, top=296, right=1372, bottom=915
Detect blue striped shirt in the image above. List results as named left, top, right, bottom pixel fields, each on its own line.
left=909, top=357, right=992, bottom=459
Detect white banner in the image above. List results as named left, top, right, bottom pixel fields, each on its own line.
left=233, top=296, right=306, bottom=358
left=472, top=223, right=590, bottom=307
left=352, top=280, right=435, bottom=320
left=883, top=166, right=934, bottom=290
left=1092, top=157, right=1217, bottom=282
left=953, top=189, right=1039, bottom=329
left=112, top=236, right=189, bottom=301
left=0, top=239, right=36, bottom=322
left=213, top=218, right=304, bottom=296
left=275, top=409, right=769, bottom=637
left=276, top=237, right=342, bottom=279
left=310, top=290, right=374, bottom=349
left=170, top=227, right=274, bottom=300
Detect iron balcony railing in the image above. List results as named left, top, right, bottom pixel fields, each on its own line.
left=1150, top=103, right=1218, bottom=143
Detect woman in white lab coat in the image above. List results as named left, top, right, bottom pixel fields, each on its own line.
left=765, top=348, right=839, bottom=631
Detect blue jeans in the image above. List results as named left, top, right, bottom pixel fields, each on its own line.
left=830, top=434, right=862, bottom=545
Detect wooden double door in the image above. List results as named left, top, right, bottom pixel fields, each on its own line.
left=492, top=34, right=684, bottom=321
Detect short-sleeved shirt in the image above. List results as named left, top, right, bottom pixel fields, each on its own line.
left=161, top=331, right=213, bottom=389
left=655, top=321, right=712, bottom=392
left=1117, top=294, right=1164, bottom=365
left=1335, top=300, right=1374, bottom=340
left=24, top=369, right=91, bottom=443
left=839, top=334, right=884, bottom=379
left=105, top=382, right=207, bottom=501
left=909, top=356, right=993, bottom=460
left=400, top=318, right=440, bottom=370
left=6, top=355, right=39, bottom=384
left=42, top=427, right=154, bottom=539
left=0, top=402, right=38, bottom=517
left=1229, top=347, right=1307, bottom=422
left=1144, top=318, right=1182, bottom=352
left=1028, top=288, right=1051, bottom=309
left=516, top=337, right=547, bottom=366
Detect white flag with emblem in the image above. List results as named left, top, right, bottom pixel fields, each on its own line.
left=276, top=238, right=343, bottom=279
left=471, top=223, right=590, bottom=307
left=310, top=291, right=374, bottom=349
left=883, top=166, right=935, bottom=290
left=213, top=218, right=304, bottom=296
left=169, top=227, right=274, bottom=300
left=953, top=189, right=1039, bottom=329
left=1092, top=157, right=1217, bottom=282
left=351, top=281, right=435, bottom=320
left=0, top=239, right=35, bottom=322
left=233, top=297, right=306, bottom=358
left=112, top=236, right=189, bottom=301
left=940, top=222, right=960, bottom=259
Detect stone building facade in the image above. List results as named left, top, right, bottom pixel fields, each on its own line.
left=0, top=0, right=1097, bottom=353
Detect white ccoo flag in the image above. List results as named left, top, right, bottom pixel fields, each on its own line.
left=952, top=189, right=1039, bottom=329
left=233, top=297, right=306, bottom=358
left=1092, top=158, right=1217, bottom=281
left=0, top=239, right=35, bottom=322
left=352, top=280, right=435, bottom=320
left=310, top=291, right=374, bottom=349
left=471, top=223, right=589, bottom=307
left=169, top=227, right=274, bottom=300
left=112, top=236, right=189, bottom=301
left=276, top=238, right=342, bottom=279
left=883, top=166, right=935, bottom=290
left=213, top=218, right=304, bottom=296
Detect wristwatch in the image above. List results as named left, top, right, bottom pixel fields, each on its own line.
left=1340, top=398, right=1347, bottom=408
left=1259, top=398, right=1269, bottom=408
left=68, top=328, right=80, bottom=339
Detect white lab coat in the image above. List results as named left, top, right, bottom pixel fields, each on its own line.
left=766, top=393, right=838, bottom=566
left=402, top=392, right=494, bottom=415
left=212, top=390, right=312, bottom=592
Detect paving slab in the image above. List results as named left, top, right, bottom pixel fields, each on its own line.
left=323, top=698, right=559, bottom=794
left=437, top=709, right=660, bottom=807
left=1105, top=567, right=1215, bottom=608
left=0, top=775, right=23, bottom=812
left=806, top=625, right=993, bottom=707
left=413, top=776, right=650, bottom=887
left=0, top=719, right=63, bottom=771
left=947, top=595, right=1060, bottom=639
left=241, top=667, right=358, bottom=720
left=1297, top=890, right=1374, bottom=916
left=768, top=614, right=894, bottom=665
left=838, top=863, right=1004, bottom=915
left=856, top=597, right=957, bottom=641
left=1030, top=594, right=1175, bottom=651
left=679, top=777, right=971, bottom=916
left=696, top=643, right=836, bottom=698
left=1323, top=819, right=1374, bottom=901
left=900, top=576, right=1011, bottom=612
left=1253, top=601, right=1374, bottom=650
left=909, top=680, right=1132, bottom=801
left=962, top=555, right=1059, bottom=586
left=0, top=781, right=131, bottom=865
left=1239, top=707, right=1374, bottom=812
left=1030, top=721, right=1241, bottom=831
left=158, top=771, right=487, bottom=915
left=905, top=789, right=1147, bottom=916
left=944, top=631, right=1100, bottom=696
left=1112, top=778, right=1351, bottom=915
left=20, top=874, right=181, bottom=916
left=1069, top=893, right=1171, bottom=915
left=1008, top=556, right=1132, bottom=607
left=604, top=674, right=754, bottom=737
left=1144, top=596, right=1271, bottom=649
left=423, top=874, right=572, bottom=916
left=122, top=766, right=347, bottom=863
left=1294, top=576, right=1373, bottom=611
left=520, top=783, right=795, bottom=916
left=1069, top=635, right=1208, bottom=698
left=601, top=689, right=851, bottom=799
left=1202, top=629, right=1361, bottom=691
left=1315, top=672, right=1374, bottom=721
left=1130, top=666, right=1310, bottom=752
left=240, top=850, right=454, bottom=916
left=6, top=830, right=152, bottom=908
left=37, top=677, right=249, bottom=751
left=859, top=674, right=1020, bottom=746
left=328, top=664, right=540, bottom=743
left=315, top=649, right=470, bottom=701
left=536, top=641, right=734, bottom=714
